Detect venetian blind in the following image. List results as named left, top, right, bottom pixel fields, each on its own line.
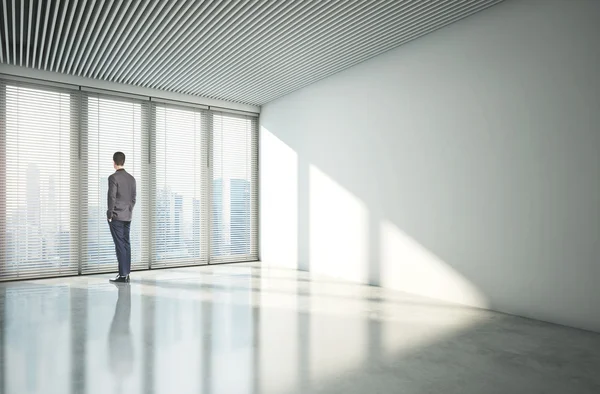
left=211, top=111, right=258, bottom=263
left=80, top=91, right=150, bottom=274
left=152, top=102, right=209, bottom=267
left=0, top=80, right=80, bottom=279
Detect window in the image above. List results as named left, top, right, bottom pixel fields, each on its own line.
left=81, top=93, right=149, bottom=274
left=211, top=112, right=258, bottom=263
left=0, top=82, right=79, bottom=279
left=152, top=103, right=209, bottom=267
left=0, top=77, right=258, bottom=281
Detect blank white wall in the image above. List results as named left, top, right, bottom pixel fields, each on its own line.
left=260, top=0, right=600, bottom=332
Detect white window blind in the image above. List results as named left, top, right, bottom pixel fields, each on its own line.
left=211, top=112, right=258, bottom=263
left=80, top=92, right=149, bottom=274
left=0, top=81, right=79, bottom=279
left=152, top=103, right=209, bottom=267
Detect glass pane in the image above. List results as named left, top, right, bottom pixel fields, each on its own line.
left=211, top=113, right=254, bottom=261
left=84, top=96, right=144, bottom=273
left=154, top=106, right=204, bottom=265
left=2, top=85, right=76, bottom=278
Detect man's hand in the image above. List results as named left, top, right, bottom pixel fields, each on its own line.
left=108, top=218, right=112, bottom=223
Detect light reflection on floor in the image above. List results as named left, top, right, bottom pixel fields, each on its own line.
left=0, top=262, right=599, bottom=394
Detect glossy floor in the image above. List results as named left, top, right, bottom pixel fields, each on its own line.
left=0, top=263, right=599, bottom=394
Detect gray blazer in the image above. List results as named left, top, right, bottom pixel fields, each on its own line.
left=107, top=169, right=137, bottom=221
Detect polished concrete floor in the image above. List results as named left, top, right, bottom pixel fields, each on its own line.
left=0, top=263, right=599, bottom=394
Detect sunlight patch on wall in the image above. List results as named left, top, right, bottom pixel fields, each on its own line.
left=260, top=127, right=298, bottom=268
left=380, top=219, right=488, bottom=308
left=309, top=165, right=369, bottom=283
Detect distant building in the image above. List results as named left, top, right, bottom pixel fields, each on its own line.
left=211, top=178, right=226, bottom=256
left=192, top=198, right=201, bottom=258
left=155, top=187, right=172, bottom=260
left=230, top=179, right=251, bottom=255
left=174, top=194, right=183, bottom=245
left=26, top=164, right=42, bottom=262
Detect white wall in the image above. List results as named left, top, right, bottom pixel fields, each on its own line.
left=259, top=0, right=600, bottom=332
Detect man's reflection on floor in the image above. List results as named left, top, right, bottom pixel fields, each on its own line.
left=108, top=283, right=134, bottom=392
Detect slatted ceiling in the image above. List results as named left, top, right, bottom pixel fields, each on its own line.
left=103, top=0, right=155, bottom=81
left=49, top=0, right=66, bottom=70
left=236, top=0, right=490, bottom=103
left=81, top=0, right=115, bottom=77
left=244, top=0, right=493, bottom=104
left=93, top=1, right=141, bottom=80
left=108, top=1, right=160, bottom=81
left=0, top=0, right=503, bottom=106
left=69, top=0, right=98, bottom=76
left=142, top=0, right=238, bottom=90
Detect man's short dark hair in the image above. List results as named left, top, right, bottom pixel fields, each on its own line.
left=113, top=152, right=126, bottom=166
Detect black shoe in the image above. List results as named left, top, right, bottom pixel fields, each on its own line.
left=109, top=275, right=130, bottom=283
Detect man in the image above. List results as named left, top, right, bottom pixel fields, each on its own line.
left=107, top=151, right=136, bottom=283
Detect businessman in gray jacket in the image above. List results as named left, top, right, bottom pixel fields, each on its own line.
left=107, top=151, right=136, bottom=283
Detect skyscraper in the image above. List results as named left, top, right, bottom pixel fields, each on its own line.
left=46, top=175, right=59, bottom=264
left=26, top=164, right=41, bottom=227
left=174, top=194, right=183, bottom=242
left=211, top=178, right=225, bottom=256
left=230, top=179, right=251, bottom=255
left=155, top=187, right=172, bottom=260
left=173, top=193, right=185, bottom=256
left=192, top=198, right=201, bottom=258
left=26, top=164, right=42, bottom=262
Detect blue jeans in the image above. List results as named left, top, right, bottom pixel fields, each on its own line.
left=109, top=220, right=131, bottom=276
